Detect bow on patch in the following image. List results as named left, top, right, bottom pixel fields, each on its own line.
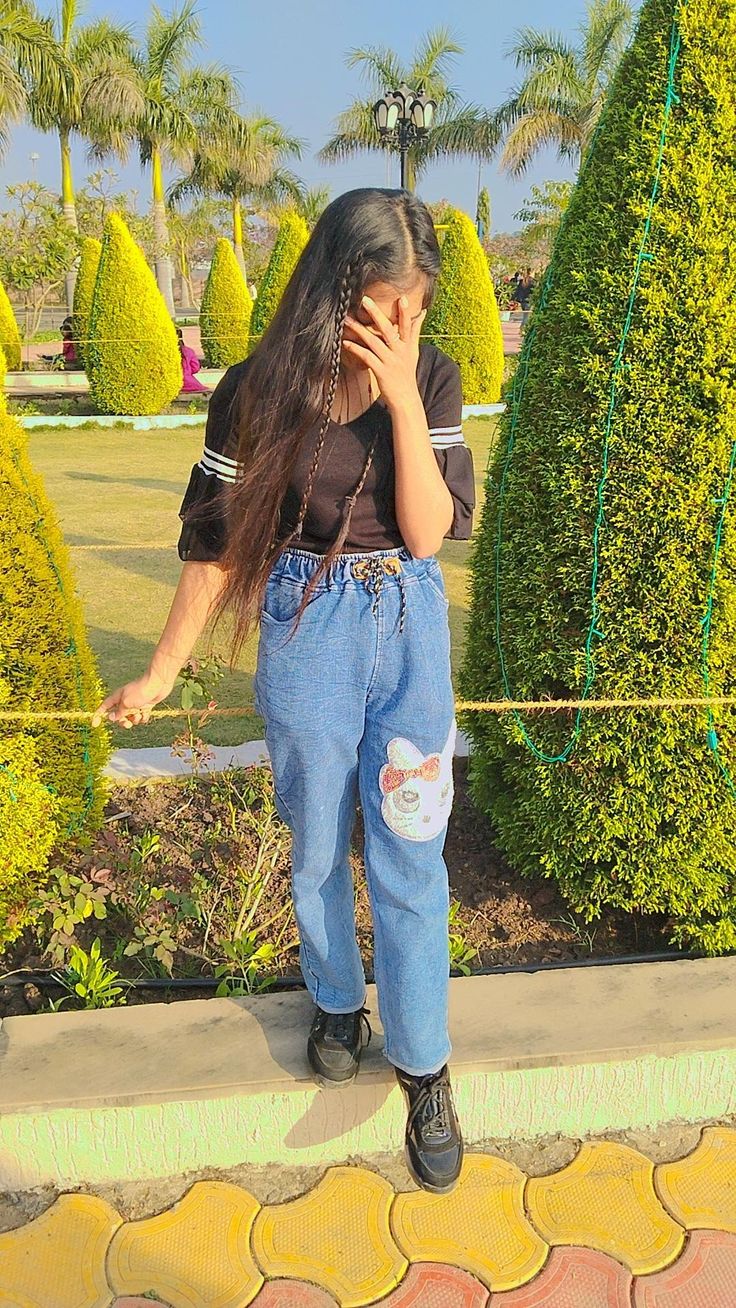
left=380, top=754, right=441, bottom=795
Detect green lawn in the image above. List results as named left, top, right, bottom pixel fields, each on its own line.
left=30, top=417, right=497, bottom=749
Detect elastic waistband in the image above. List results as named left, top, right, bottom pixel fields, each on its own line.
left=270, top=544, right=438, bottom=587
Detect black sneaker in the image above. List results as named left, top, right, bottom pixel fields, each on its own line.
left=307, top=1004, right=372, bottom=1087
left=395, top=1063, right=464, bottom=1193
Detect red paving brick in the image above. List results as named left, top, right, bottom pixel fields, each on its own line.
left=378, top=1264, right=490, bottom=1305
left=632, top=1229, right=736, bottom=1307
left=250, top=1281, right=338, bottom=1305
left=489, top=1247, right=633, bottom=1306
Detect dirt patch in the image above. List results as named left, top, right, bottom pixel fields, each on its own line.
left=1, top=756, right=673, bottom=1017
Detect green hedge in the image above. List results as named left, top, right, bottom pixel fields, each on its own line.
left=459, top=0, right=736, bottom=954
left=0, top=347, right=110, bottom=944
left=0, top=278, right=21, bottom=370
left=72, top=236, right=102, bottom=369
left=87, top=213, right=181, bottom=415
left=200, top=237, right=252, bottom=367
left=424, top=207, right=504, bottom=403
left=249, top=210, right=310, bottom=350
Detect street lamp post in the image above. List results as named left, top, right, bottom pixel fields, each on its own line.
left=372, top=83, right=436, bottom=190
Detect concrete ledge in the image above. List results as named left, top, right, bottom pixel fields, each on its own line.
left=15, top=400, right=507, bottom=430
left=1, top=958, right=734, bottom=1188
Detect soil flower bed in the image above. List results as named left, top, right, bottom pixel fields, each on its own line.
left=0, top=758, right=677, bottom=1019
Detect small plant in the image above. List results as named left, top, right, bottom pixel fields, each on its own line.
left=31, top=868, right=113, bottom=965
left=213, top=932, right=278, bottom=996
left=130, top=829, right=161, bottom=867
left=552, top=912, right=598, bottom=954
left=49, top=937, right=129, bottom=1009
left=171, top=654, right=225, bottom=780
left=448, top=899, right=479, bottom=976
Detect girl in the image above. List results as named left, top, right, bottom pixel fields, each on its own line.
left=92, top=188, right=476, bottom=1194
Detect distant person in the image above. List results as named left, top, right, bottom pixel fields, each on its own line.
left=40, top=316, right=78, bottom=369
left=177, top=327, right=209, bottom=394
left=515, top=267, right=535, bottom=311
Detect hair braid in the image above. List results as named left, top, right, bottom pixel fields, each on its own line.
left=290, top=260, right=361, bottom=543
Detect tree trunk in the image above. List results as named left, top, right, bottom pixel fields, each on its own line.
left=232, top=197, right=246, bottom=277
left=151, top=146, right=175, bottom=315
left=60, top=130, right=79, bottom=314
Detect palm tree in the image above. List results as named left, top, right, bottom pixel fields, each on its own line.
left=317, top=27, right=500, bottom=191
left=133, top=0, right=240, bottom=313
left=0, top=0, right=70, bottom=156
left=169, top=112, right=306, bottom=274
left=497, top=0, right=633, bottom=177
left=29, top=0, right=143, bottom=310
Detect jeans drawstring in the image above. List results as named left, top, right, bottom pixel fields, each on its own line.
left=351, top=556, right=406, bottom=634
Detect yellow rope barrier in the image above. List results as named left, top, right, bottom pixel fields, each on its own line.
left=1, top=695, right=736, bottom=723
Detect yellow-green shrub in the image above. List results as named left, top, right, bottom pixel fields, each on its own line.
left=460, top=0, right=736, bottom=954
left=0, top=277, right=21, bottom=370
left=0, top=396, right=110, bottom=944
left=424, top=207, right=504, bottom=403
left=249, top=210, right=310, bottom=351
left=87, top=213, right=181, bottom=415
left=200, top=237, right=252, bottom=367
left=72, top=236, right=102, bottom=369
left=0, top=735, right=59, bottom=948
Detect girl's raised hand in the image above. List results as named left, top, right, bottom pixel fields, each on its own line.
left=343, top=295, right=427, bottom=413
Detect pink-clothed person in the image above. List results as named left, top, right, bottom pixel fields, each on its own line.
left=177, top=328, right=210, bottom=393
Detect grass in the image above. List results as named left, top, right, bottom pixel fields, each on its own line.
left=29, top=416, right=498, bottom=750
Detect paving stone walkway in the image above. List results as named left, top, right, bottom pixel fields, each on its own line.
left=1, top=1127, right=734, bottom=1307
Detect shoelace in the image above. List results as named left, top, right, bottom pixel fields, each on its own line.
left=406, top=1071, right=452, bottom=1141
left=323, top=1005, right=372, bottom=1048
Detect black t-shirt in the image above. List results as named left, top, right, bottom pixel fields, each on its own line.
left=177, top=341, right=476, bottom=561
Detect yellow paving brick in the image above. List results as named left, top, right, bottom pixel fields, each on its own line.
left=0, top=1193, right=121, bottom=1308
left=656, top=1126, right=736, bottom=1232
left=251, top=1165, right=407, bottom=1308
left=106, top=1180, right=263, bottom=1308
left=526, top=1141, right=685, bottom=1275
left=390, top=1153, right=548, bottom=1293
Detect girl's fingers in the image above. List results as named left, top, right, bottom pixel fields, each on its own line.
left=346, top=308, right=393, bottom=356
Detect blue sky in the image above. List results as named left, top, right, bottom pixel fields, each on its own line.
left=6, top=0, right=641, bottom=232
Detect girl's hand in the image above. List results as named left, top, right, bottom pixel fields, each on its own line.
left=91, top=668, right=176, bottom=730
left=343, top=295, right=428, bottom=413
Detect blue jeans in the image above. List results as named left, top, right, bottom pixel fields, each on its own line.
left=254, top=545, right=456, bottom=1076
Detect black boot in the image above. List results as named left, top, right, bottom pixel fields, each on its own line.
left=395, top=1063, right=464, bottom=1193
left=307, top=1004, right=372, bottom=1087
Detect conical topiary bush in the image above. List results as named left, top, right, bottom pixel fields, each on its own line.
left=200, top=237, right=252, bottom=367
left=460, top=0, right=736, bottom=954
left=87, top=213, right=181, bottom=415
left=0, top=344, right=110, bottom=945
left=0, top=278, right=21, bottom=370
left=249, top=209, right=310, bottom=352
left=72, top=236, right=102, bottom=369
left=424, top=207, right=504, bottom=403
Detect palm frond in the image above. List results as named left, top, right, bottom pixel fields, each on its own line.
left=410, top=25, right=463, bottom=84
left=419, top=102, right=500, bottom=163
left=344, top=42, right=404, bottom=91
left=500, top=108, right=582, bottom=177
left=145, top=0, right=200, bottom=86
left=585, top=0, right=634, bottom=90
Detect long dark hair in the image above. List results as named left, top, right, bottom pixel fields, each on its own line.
left=209, top=187, right=441, bottom=663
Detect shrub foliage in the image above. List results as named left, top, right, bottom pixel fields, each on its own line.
left=0, top=276, right=21, bottom=370
left=87, top=213, right=181, bottom=415
left=200, top=237, right=252, bottom=366
left=72, top=236, right=102, bottom=369
left=249, top=210, right=310, bottom=350
left=424, top=207, right=505, bottom=403
left=459, top=0, right=736, bottom=954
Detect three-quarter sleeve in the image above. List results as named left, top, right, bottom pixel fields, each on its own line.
left=177, top=362, right=247, bottom=563
left=425, top=351, right=476, bottom=540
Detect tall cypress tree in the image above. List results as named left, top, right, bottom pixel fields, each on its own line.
left=249, top=210, right=310, bottom=351
left=424, top=207, right=504, bottom=403
left=460, top=0, right=736, bottom=953
left=200, top=237, right=252, bottom=366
